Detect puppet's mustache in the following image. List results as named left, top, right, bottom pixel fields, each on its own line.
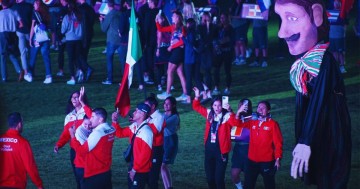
left=284, top=33, right=300, bottom=41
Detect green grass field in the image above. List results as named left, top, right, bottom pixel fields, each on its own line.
left=0, top=12, right=359, bottom=189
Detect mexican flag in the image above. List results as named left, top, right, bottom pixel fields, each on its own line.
left=115, top=2, right=142, bottom=117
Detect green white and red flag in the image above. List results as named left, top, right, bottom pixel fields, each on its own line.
left=115, top=1, right=142, bottom=117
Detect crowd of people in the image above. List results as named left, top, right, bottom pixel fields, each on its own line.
left=0, top=0, right=353, bottom=189
left=0, top=0, right=352, bottom=95
left=0, top=85, right=284, bottom=189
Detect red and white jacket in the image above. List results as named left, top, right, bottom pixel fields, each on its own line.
left=113, top=121, right=153, bottom=173
left=147, top=110, right=165, bottom=147
left=71, top=122, right=115, bottom=178
left=0, top=130, right=43, bottom=189
left=73, top=125, right=92, bottom=168
left=192, top=99, right=239, bottom=154
left=156, top=22, right=185, bottom=50
left=236, top=118, right=283, bottom=162
left=56, top=105, right=92, bottom=149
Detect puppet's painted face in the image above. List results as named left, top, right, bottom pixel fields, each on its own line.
left=275, top=2, right=318, bottom=55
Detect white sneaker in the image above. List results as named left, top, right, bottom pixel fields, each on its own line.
left=340, top=65, right=347, bottom=73
left=261, top=61, right=268, bottom=67
left=157, top=92, right=171, bottom=100
left=206, top=90, right=212, bottom=99
left=24, top=74, right=33, bottom=82
left=211, top=89, right=221, bottom=96
left=232, top=58, right=239, bottom=65
left=223, top=88, right=230, bottom=95
left=157, top=85, right=162, bottom=91
left=144, top=75, right=149, bottom=82
left=67, top=79, right=76, bottom=85
left=246, top=48, right=252, bottom=58
left=43, top=77, right=52, bottom=84
left=236, top=58, right=246, bottom=66
left=175, top=94, right=188, bottom=101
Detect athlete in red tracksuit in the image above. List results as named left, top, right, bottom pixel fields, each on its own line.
left=112, top=103, right=153, bottom=189
left=234, top=100, right=283, bottom=189
left=145, top=96, right=166, bottom=189
left=70, top=108, right=115, bottom=189
left=54, top=88, right=92, bottom=189
left=192, top=87, right=241, bottom=189
left=0, top=112, right=43, bottom=189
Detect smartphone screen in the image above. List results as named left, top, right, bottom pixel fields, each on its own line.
left=222, top=96, right=229, bottom=108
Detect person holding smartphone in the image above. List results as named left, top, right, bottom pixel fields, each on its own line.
left=233, top=100, right=283, bottom=189
left=192, top=87, right=240, bottom=189
left=230, top=98, right=252, bottom=189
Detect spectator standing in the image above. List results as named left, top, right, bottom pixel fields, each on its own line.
left=27, top=0, right=53, bottom=84
left=230, top=99, right=252, bottom=189
left=62, top=0, right=86, bottom=85
left=198, top=12, right=217, bottom=97
left=11, top=0, right=33, bottom=80
left=0, top=0, right=23, bottom=82
left=0, top=112, right=44, bottom=189
left=144, top=95, right=166, bottom=189
left=181, top=0, right=197, bottom=21
left=192, top=87, right=240, bottom=189
left=141, top=0, right=159, bottom=85
left=161, top=96, right=180, bottom=189
left=235, top=101, right=283, bottom=189
left=212, top=12, right=234, bottom=95
left=155, top=12, right=171, bottom=91
left=249, top=12, right=269, bottom=68
left=99, top=0, right=122, bottom=85
left=134, top=0, right=147, bottom=90
left=54, top=87, right=92, bottom=187
left=70, top=108, right=115, bottom=189
left=112, top=103, right=153, bottom=189
left=230, top=0, right=249, bottom=66
left=55, top=0, right=69, bottom=77
left=156, top=11, right=189, bottom=102
left=182, top=17, right=198, bottom=104
left=77, top=0, right=96, bottom=81
left=328, top=0, right=347, bottom=73
left=48, top=1, right=62, bottom=50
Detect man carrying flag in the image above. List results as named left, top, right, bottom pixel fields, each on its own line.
left=115, top=0, right=143, bottom=117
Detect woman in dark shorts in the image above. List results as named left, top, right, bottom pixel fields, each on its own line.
left=155, top=11, right=189, bottom=102
left=231, top=98, right=253, bottom=189
left=155, top=12, right=172, bottom=91
left=161, top=96, right=180, bottom=189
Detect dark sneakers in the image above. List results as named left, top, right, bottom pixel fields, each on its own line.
left=85, top=67, right=94, bottom=82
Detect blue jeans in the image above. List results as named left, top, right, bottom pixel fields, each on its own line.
left=29, top=40, right=52, bottom=77
left=106, top=42, right=127, bottom=81
left=0, top=54, right=21, bottom=81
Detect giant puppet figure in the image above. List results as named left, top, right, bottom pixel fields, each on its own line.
left=275, top=0, right=352, bottom=188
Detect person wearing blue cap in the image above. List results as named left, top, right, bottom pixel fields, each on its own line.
left=112, top=103, right=154, bottom=189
